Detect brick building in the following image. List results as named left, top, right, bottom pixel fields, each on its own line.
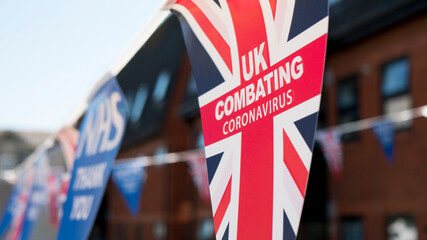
left=88, top=0, right=427, bottom=239
left=324, top=0, right=427, bottom=239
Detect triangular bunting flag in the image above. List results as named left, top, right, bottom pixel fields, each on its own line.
left=317, top=129, right=343, bottom=179
left=20, top=153, right=49, bottom=240
left=166, top=0, right=328, bottom=238
left=186, top=151, right=210, bottom=204
left=372, top=119, right=395, bottom=164
left=0, top=179, right=22, bottom=238
left=111, top=160, right=146, bottom=215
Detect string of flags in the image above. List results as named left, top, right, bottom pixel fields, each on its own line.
left=1, top=0, right=426, bottom=237
left=111, top=160, right=146, bottom=215
left=0, top=146, right=208, bottom=239
left=0, top=100, right=425, bottom=237
left=317, top=104, right=427, bottom=178
left=316, top=129, right=343, bottom=179
left=3, top=104, right=422, bottom=184
left=0, top=104, right=425, bottom=239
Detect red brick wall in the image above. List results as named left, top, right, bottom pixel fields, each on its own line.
left=325, top=12, right=427, bottom=240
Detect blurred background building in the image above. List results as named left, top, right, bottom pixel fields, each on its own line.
left=326, top=0, right=427, bottom=239
left=1, top=0, right=427, bottom=239
left=100, top=0, right=427, bottom=239
left=0, top=131, right=53, bottom=240
left=0, top=131, right=49, bottom=171
left=0, top=130, right=50, bottom=208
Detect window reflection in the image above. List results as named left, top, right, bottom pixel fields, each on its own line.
left=387, top=216, right=417, bottom=240
left=197, top=131, right=204, bottom=149
left=382, top=58, right=412, bottom=129
left=130, top=86, right=148, bottom=123
left=153, top=71, right=171, bottom=103
left=341, top=217, right=363, bottom=240
left=337, top=75, right=359, bottom=141
left=382, top=58, right=410, bottom=98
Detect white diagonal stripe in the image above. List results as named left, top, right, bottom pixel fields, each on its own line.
left=209, top=150, right=232, bottom=214
left=192, top=0, right=230, bottom=45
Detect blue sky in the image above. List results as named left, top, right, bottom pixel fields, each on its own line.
left=0, top=1, right=164, bottom=133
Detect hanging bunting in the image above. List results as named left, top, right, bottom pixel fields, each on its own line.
left=316, top=129, right=343, bottom=179
left=4, top=166, right=36, bottom=240
left=165, top=0, right=328, bottom=238
left=185, top=151, right=210, bottom=204
left=55, top=172, right=73, bottom=226
left=46, top=171, right=71, bottom=228
left=0, top=177, right=25, bottom=239
left=57, top=77, right=128, bottom=240
left=0, top=149, right=48, bottom=240
left=49, top=126, right=79, bottom=227
left=56, top=126, right=79, bottom=170
left=372, top=119, right=395, bottom=164
left=20, top=153, right=49, bottom=240
left=47, top=170, right=64, bottom=227
left=111, top=160, right=146, bottom=215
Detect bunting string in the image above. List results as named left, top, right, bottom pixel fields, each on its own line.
left=115, top=149, right=205, bottom=167
left=323, top=104, right=427, bottom=135
left=1, top=104, right=426, bottom=183
left=0, top=105, right=425, bottom=238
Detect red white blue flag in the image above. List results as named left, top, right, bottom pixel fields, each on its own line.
left=166, top=0, right=328, bottom=239
left=186, top=151, right=211, bottom=204
left=56, top=126, right=79, bottom=170
left=4, top=162, right=37, bottom=240
left=316, top=129, right=343, bottom=179
left=47, top=171, right=61, bottom=227
left=0, top=171, right=32, bottom=240
left=20, top=153, right=48, bottom=240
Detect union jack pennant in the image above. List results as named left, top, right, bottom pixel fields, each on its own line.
left=186, top=151, right=211, bottom=204
left=316, top=129, right=343, bottom=179
left=166, top=0, right=328, bottom=239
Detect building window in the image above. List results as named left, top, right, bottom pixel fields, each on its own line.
left=126, top=90, right=135, bottom=115
left=186, top=73, right=198, bottom=96
left=152, top=221, right=167, bottom=239
left=179, top=73, right=200, bottom=119
left=153, top=71, right=171, bottom=103
left=337, top=75, right=359, bottom=141
left=382, top=58, right=411, bottom=129
left=135, top=224, right=144, bottom=239
left=329, top=0, right=341, bottom=7
left=130, top=86, right=149, bottom=123
left=116, top=223, right=129, bottom=240
left=196, top=131, right=204, bottom=149
left=341, top=217, right=364, bottom=240
left=387, top=215, right=417, bottom=240
left=197, top=219, right=215, bottom=240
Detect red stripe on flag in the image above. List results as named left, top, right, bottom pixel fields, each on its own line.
left=213, top=177, right=232, bottom=233
left=269, top=0, right=277, bottom=19
left=283, top=130, right=308, bottom=197
left=178, top=1, right=233, bottom=73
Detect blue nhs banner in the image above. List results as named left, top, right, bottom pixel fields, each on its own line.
left=57, top=77, right=127, bottom=240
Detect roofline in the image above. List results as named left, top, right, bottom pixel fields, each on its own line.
left=109, top=10, right=171, bottom=76
left=64, top=9, right=171, bottom=127
left=328, top=0, right=427, bottom=51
